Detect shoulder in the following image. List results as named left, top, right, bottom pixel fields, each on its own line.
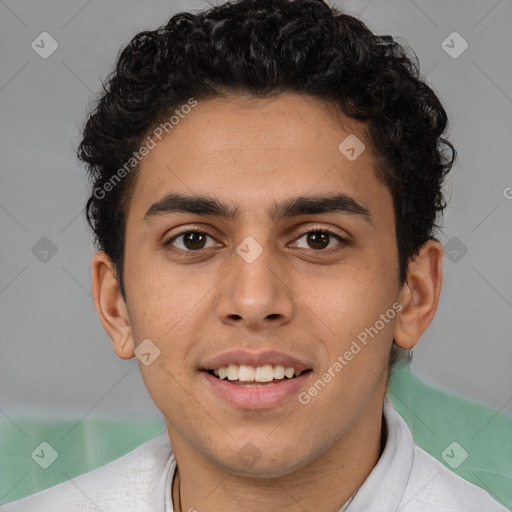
left=379, top=402, right=508, bottom=512
left=400, top=439, right=509, bottom=511
left=1, top=433, right=173, bottom=512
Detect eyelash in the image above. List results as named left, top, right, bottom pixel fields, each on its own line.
left=163, top=227, right=348, bottom=257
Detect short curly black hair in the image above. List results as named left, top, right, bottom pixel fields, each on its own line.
left=78, top=0, right=455, bottom=309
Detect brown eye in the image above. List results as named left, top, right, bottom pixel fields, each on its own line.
left=307, top=232, right=330, bottom=250
left=166, top=231, right=217, bottom=252
left=182, top=232, right=207, bottom=250
left=293, top=229, right=346, bottom=251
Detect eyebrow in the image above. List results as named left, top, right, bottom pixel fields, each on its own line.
left=144, top=192, right=373, bottom=225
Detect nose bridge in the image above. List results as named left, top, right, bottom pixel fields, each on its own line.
left=232, top=235, right=282, bottom=302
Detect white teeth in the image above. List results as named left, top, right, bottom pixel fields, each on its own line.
left=254, top=365, right=274, bottom=382
left=284, top=367, right=295, bottom=378
left=273, top=365, right=285, bottom=379
left=226, top=364, right=239, bottom=381
left=238, top=365, right=255, bottom=381
left=211, top=364, right=305, bottom=382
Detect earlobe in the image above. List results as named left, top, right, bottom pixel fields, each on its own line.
left=91, top=251, right=135, bottom=360
left=393, top=240, right=443, bottom=350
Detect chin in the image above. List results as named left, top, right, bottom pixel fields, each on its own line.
left=210, top=442, right=315, bottom=479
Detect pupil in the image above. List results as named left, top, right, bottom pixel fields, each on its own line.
left=308, top=232, right=328, bottom=250
left=184, top=232, right=206, bottom=250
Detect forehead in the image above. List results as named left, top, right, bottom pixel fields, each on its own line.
left=128, top=93, right=391, bottom=223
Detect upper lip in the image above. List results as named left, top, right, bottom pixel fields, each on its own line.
left=202, top=350, right=312, bottom=373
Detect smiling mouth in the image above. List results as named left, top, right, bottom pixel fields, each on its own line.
left=205, top=364, right=313, bottom=386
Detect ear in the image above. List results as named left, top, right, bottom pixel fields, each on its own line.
left=394, top=239, right=443, bottom=350
left=91, top=251, right=135, bottom=360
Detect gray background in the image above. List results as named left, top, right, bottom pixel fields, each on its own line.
left=1, top=0, right=511, bottom=424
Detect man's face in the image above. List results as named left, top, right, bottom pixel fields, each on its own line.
left=122, top=93, right=401, bottom=477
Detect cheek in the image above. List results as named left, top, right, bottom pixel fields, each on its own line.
left=126, top=249, right=208, bottom=341
left=304, top=257, right=398, bottom=363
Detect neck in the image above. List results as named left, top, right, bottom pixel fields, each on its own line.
left=170, top=397, right=386, bottom=512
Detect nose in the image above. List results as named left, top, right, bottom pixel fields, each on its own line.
left=216, top=240, right=294, bottom=330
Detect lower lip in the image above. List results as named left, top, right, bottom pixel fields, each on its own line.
left=203, top=371, right=312, bottom=410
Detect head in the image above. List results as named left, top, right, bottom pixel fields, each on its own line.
left=81, top=0, right=453, bottom=479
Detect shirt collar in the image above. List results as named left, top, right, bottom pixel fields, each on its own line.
left=343, top=397, right=414, bottom=511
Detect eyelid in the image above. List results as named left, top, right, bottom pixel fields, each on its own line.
left=294, top=224, right=348, bottom=239
left=168, top=224, right=215, bottom=235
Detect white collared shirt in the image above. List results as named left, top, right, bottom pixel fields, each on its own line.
left=2, top=400, right=508, bottom=511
